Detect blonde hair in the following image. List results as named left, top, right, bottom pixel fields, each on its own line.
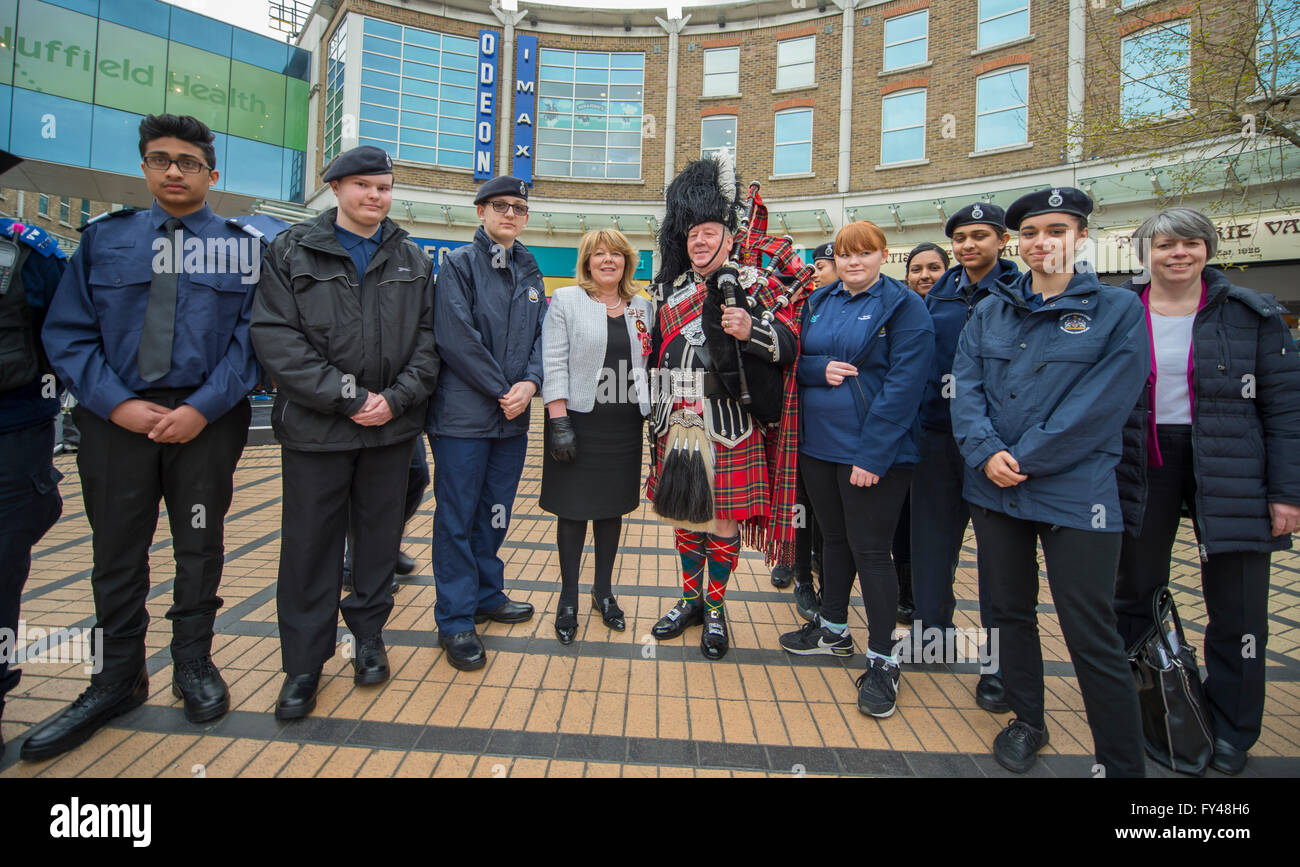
left=576, top=228, right=640, bottom=302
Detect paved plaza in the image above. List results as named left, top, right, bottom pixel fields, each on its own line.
left=4, top=406, right=1300, bottom=779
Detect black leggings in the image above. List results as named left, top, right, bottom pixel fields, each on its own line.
left=800, top=454, right=912, bottom=655
left=556, top=516, right=623, bottom=609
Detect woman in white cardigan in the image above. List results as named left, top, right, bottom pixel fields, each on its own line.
left=541, top=229, right=653, bottom=644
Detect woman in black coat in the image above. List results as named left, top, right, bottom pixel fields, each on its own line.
left=1113, top=207, right=1300, bottom=775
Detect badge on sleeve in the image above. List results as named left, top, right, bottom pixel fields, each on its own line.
left=528, top=286, right=540, bottom=303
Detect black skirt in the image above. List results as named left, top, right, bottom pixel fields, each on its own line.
left=540, top=315, right=645, bottom=520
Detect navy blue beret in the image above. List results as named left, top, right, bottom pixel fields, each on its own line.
left=1006, top=187, right=1092, bottom=230
left=812, top=241, right=835, bottom=261
left=945, top=202, right=1007, bottom=238
left=474, top=175, right=530, bottom=204
left=321, top=145, right=393, bottom=182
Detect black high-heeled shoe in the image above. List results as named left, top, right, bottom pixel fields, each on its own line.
left=590, top=593, right=626, bottom=631
left=555, top=606, right=579, bottom=645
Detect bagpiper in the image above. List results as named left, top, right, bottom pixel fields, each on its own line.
left=645, top=155, right=812, bottom=659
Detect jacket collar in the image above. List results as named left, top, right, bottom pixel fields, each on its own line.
left=991, top=268, right=1102, bottom=311
left=297, top=208, right=407, bottom=258
left=928, top=259, right=1019, bottom=301
left=1123, top=266, right=1285, bottom=320
left=149, top=202, right=216, bottom=234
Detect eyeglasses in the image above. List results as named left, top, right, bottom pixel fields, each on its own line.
left=144, top=153, right=210, bottom=174
left=487, top=200, right=529, bottom=216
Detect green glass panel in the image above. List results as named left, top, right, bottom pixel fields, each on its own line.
left=165, top=42, right=230, bottom=133
left=0, top=0, right=17, bottom=87
left=285, top=76, right=308, bottom=150
left=94, top=20, right=165, bottom=115
left=228, top=58, right=282, bottom=144
left=12, top=0, right=97, bottom=102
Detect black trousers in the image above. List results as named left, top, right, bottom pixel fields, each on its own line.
left=278, top=439, right=413, bottom=675
left=800, top=454, right=911, bottom=655
left=1114, top=425, right=1271, bottom=752
left=910, top=427, right=991, bottom=630
left=0, top=420, right=63, bottom=706
left=344, top=437, right=430, bottom=572
left=971, top=506, right=1145, bottom=777
left=73, top=395, right=249, bottom=684
left=793, top=473, right=822, bottom=584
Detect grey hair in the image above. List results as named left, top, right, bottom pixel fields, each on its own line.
left=1130, top=207, right=1219, bottom=263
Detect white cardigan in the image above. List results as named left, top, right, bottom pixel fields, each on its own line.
left=541, top=285, right=653, bottom=416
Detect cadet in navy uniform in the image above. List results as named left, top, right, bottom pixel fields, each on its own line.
left=26, top=115, right=261, bottom=761
left=951, top=188, right=1148, bottom=776
left=251, top=146, right=438, bottom=719
left=427, top=176, right=545, bottom=671
left=0, top=150, right=68, bottom=760
left=910, top=202, right=1020, bottom=714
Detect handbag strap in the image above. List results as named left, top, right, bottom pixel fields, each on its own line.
left=1151, top=587, right=1188, bottom=658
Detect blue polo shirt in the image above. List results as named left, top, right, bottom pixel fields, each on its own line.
left=333, top=223, right=383, bottom=278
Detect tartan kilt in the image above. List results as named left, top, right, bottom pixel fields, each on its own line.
left=712, top=428, right=769, bottom=520
left=646, top=425, right=769, bottom=522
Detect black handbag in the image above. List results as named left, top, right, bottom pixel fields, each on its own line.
left=1127, top=588, right=1215, bottom=775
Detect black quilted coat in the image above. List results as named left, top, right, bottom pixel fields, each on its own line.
left=1116, top=267, right=1300, bottom=556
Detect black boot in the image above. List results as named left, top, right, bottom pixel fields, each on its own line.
left=896, top=562, right=915, bottom=624
left=651, top=598, right=703, bottom=640
left=700, top=605, right=730, bottom=660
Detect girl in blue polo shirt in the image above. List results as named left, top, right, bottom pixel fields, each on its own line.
left=779, top=221, right=934, bottom=719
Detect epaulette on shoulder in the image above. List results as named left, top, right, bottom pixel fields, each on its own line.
left=82, top=207, right=140, bottom=233
left=3, top=219, right=67, bottom=259
left=227, top=217, right=265, bottom=239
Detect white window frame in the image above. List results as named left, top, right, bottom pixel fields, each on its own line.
left=883, top=10, right=929, bottom=72
left=1120, top=22, right=1191, bottom=121
left=974, top=65, right=1029, bottom=152
left=702, top=47, right=740, bottom=96
left=772, top=107, right=813, bottom=176
left=58, top=197, right=70, bottom=226
left=776, top=36, right=816, bottom=90
left=701, top=115, right=738, bottom=163
left=977, top=0, right=1030, bottom=50
left=880, top=88, right=927, bottom=165
left=1258, top=0, right=1300, bottom=93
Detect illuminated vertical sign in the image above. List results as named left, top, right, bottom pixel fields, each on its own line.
left=474, top=29, right=498, bottom=180
left=512, top=33, right=537, bottom=183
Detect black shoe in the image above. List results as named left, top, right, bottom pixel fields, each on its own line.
left=352, top=635, right=390, bottom=685
left=770, top=565, right=793, bottom=588
left=1210, top=737, right=1248, bottom=775
left=855, top=658, right=902, bottom=718
left=701, top=605, right=730, bottom=660
left=20, top=670, right=148, bottom=761
left=275, top=671, right=320, bottom=721
left=590, top=594, right=626, bottom=631
left=394, top=550, right=417, bottom=576
left=651, top=598, right=704, bottom=640
left=793, top=581, right=821, bottom=623
left=474, top=600, right=534, bottom=624
left=440, top=630, right=487, bottom=670
left=896, top=562, right=915, bottom=624
left=993, top=718, right=1049, bottom=773
left=976, top=673, right=1011, bottom=714
left=171, top=656, right=230, bottom=723
left=779, top=619, right=853, bottom=657
left=555, top=606, right=579, bottom=645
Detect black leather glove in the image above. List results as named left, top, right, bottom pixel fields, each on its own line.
left=547, top=415, right=578, bottom=463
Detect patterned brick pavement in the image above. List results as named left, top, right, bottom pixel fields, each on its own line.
left=4, top=405, right=1300, bottom=778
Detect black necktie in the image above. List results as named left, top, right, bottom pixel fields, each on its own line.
left=138, top=217, right=183, bottom=382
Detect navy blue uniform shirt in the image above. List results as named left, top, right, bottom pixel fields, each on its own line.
left=0, top=219, right=67, bottom=434
left=42, top=203, right=262, bottom=422
left=333, top=223, right=382, bottom=280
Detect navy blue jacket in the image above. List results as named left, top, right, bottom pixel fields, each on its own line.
left=951, top=269, right=1148, bottom=532
left=0, top=219, right=66, bottom=434
left=919, top=258, right=1020, bottom=433
left=42, top=203, right=262, bottom=423
left=1117, top=268, right=1300, bottom=554
left=427, top=226, right=547, bottom=438
left=797, top=274, right=934, bottom=475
